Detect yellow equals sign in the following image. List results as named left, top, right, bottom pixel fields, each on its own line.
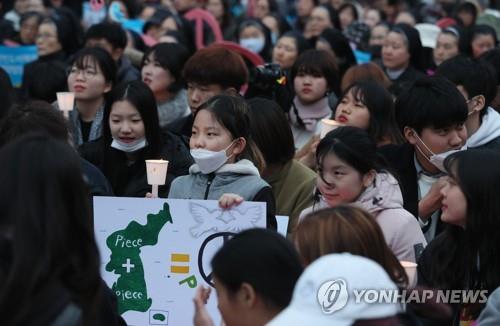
left=170, top=254, right=190, bottom=274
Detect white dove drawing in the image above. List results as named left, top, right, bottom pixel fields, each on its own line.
left=189, top=203, right=225, bottom=238
left=189, top=203, right=264, bottom=238
left=227, top=206, right=263, bottom=232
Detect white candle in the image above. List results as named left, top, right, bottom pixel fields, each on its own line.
left=320, top=119, right=341, bottom=139
left=146, top=159, right=169, bottom=197
left=56, top=92, right=75, bottom=117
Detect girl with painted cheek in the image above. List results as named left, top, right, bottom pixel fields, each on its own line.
left=300, top=126, right=426, bottom=263
left=335, top=81, right=404, bottom=146
left=168, top=95, right=277, bottom=229
left=288, top=49, right=338, bottom=149
left=66, top=47, right=116, bottom=146
left=418, top=150, right=500, bottom=325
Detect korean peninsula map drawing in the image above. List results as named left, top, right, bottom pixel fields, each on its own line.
left=105, top=202, right=173, bottom=314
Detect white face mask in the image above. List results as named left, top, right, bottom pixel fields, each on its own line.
left=239, top=37, right=265, bottom=53
left=111, top=137, right=147, bottom=152
left=412, top=129, right=466, bottom=172
left=190, top=141, right=236, bottom=174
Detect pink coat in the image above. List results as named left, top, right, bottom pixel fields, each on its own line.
left=300, top=173, right=427, bottom=263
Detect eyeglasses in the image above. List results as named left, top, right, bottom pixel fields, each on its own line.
left=66, top=67, right=99, bottom=78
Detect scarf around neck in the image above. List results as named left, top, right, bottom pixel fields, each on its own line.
left=290, top=96, right=331, bottom=132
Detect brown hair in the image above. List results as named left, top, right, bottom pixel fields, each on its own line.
left=182, top=46, right=249, bottom=90
left=340, top=62, right=391, bottom=92
left=295, top=206, right=408, bottom=287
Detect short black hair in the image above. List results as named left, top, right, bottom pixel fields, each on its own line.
left=84, top=22, right=127, bottom=50
left=24, top=61, right=67, bottom=103
left=69, top=47, right=117, bottom=86
left=0, top=101, right=69, bottom=147
left=183, top=46, right=248, bottom=90
left=211, top=228, right=303, bottom=309
left=480, top=48, right=500, bottom=85
left=291, top=49, right=339, bottom=95
left=436, top=55, right=497, bottom=111
left=395, top=76, right=468, bottom=133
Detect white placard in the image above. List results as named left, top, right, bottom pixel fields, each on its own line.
left=94, top=197, right=267, bottom=325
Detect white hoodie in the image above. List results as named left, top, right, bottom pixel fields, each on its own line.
left=467, top=107, right=500, bottom=148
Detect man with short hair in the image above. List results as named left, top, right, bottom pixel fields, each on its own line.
left=84, top=21, right=140, bottom=84
left=380, top=76, right=468, bottom=242
left=175, top=46, right=249, bottom=137
left=436, top=55, right=500, bottom=151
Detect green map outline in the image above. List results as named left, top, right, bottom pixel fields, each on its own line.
left=105, top=202, right=173, bottom=315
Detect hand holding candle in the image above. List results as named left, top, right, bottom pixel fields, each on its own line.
left=146, top=159, right=169, bottom=197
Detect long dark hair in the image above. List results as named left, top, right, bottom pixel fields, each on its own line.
left=0, top=133, right=101, bottom=324
left=337, top=81, right=404, bottom=145
left=195, top=95, right=266, bottom=173
left=426, top=150, right=500, bottom=292
left=101, top=81, right=162, bottom=190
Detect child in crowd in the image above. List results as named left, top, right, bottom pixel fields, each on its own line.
left=84, top=21, right=140, bottom=84
left=193, top=229, right=303, bottom=326
left=177, top=46, right=249, bottom=137
left=436, top=56, right=500, bottom=151
left=301, top=127, right=426, bottom=262
left=141, top=42, right=191, bottom=132
left=379, top=76, right=468, bottom=242
left=168, top=95, right=277, bottom=229
left=334, top=80, right=404, bottom=146
left=301, top=126, right=426, bottom=262
left=80, top=80, right=192, bottom=197
left=288, top=49, right=338, bottom=149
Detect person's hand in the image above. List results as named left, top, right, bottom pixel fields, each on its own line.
left=219, top=193, right=244, bottom=209
left=193, top=286, right=214, bottom=326
left=145, top=192, right=156, bottom=198
left=298, top=136, right=320, bottom=170
left=418, top=176, right=448, bottom=221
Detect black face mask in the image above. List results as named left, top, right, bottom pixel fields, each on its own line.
left=369, top=45, right=382, bottom=58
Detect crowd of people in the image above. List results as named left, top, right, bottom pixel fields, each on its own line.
left=1, top=0, right=500, bottom=324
